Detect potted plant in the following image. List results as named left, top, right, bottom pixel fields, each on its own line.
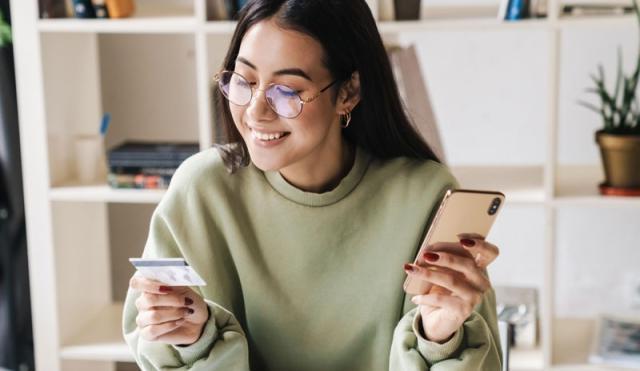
left=0, top=10, right=10, bottom=47
left=580, top=0, right=640, bottom=193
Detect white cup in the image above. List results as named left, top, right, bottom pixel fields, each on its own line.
left=74, top=135, right=107, bottom=184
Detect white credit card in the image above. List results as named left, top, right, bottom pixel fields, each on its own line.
left=129, top=258, right=206, bottom=286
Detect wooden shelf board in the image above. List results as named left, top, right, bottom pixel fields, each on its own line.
left=553, top=165, right=640, bottom=207
left=50, top=183, right=165, bottom=203
left=60, top=303, right=133, bottom=362
left=450, top=165, right=545, bottom=204
left=378, top=17, right=548, bottom=33
left=38, top=17, right=197, bottom=33
left=558, top=13, right=637, bottom=28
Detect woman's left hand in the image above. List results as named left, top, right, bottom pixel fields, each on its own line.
left=403, top=234, right=500, bottom=343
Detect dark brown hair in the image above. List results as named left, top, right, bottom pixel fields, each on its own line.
left=215, top=0, right=440, bottom=170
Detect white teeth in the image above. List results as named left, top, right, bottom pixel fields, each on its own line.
left=251, top=129, right=287, bottom=141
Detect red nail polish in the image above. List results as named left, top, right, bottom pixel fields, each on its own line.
left=159, top=286, right=172, bottom=293
left=461, top=238, right=476, bottom=247
left=187, top=308, right=195, bottom=315
left=404, top=263, right=415, bottom=272
left=185, top=297, right=194, bottom=306
left=424, top=252, right=439, bottom=262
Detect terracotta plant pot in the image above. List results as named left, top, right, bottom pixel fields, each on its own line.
left=595, top=130, right=640, bottom=188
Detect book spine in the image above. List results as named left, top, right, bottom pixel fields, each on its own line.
left=105, top=0, right=135, bottom=18
left=110, top=166, right=177, bottom=176
left=506, top=0, right=530, bottom=20
left=497, top=0, right=510, bottom=20
left=91, top=0, right=109, bottom=18
left=108, top=151, right=196, bottom=161
left=108, top=173, right=172, bottom=189
left=225, top=0, right=237, bottom=19
left=108, top=159, right=187, bottom=168
left=39, top=0, right=69, bottom=18
left=72, top=0, right=96, bottom=18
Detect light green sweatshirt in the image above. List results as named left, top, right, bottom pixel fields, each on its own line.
left=122, top=144, right=502, bottom=370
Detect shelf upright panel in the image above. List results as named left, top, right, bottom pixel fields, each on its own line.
left=10, top=0, right=64, bottom=369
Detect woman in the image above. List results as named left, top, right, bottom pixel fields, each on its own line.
left=123, top=0, right=502, bottom=370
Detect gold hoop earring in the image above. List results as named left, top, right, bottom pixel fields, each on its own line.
left=341, top=111, right=352, bottom=129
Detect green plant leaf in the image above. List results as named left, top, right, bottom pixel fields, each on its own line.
left=613, top=47, right=624, bottom=107
left=578, top=100, right=602, bottom=114
left=598, top=64, right=606, bottom=87
left=0, top=9, right=11, bottom=46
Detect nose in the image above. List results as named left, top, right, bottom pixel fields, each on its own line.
left=245, top=88, right=277, bottom=120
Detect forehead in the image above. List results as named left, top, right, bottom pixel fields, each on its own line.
left=238, top=19, right=325, bottom=74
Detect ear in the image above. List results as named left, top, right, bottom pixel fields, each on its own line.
left=335, top=71, right=361, bottom=115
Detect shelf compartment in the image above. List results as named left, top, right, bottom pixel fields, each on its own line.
left=203, top=21, right=240, bottom=35
left=450, top=165, right=545, bottom=204
left=203, top=7, right=549, bottom=36
left=553, top=165, right=640, bottom=207
left=38, top=17, right=197, bottom=34
left=38, top=0, right=196, bottom=34
left=511, top=346, right=545, bottom=370
left=56, top=304, right=549, bottom=367
left=381, top=5, right=548, bottom=32
left=50, top=183, right=165, bottom=203
left=60, top=303, right=133, bottom=362
left=558, top=13, right=637, bottom=28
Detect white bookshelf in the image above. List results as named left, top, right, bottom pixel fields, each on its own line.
left=49, top=185, right=165, bottom=204
left=10, top=0, right=640, bottom=370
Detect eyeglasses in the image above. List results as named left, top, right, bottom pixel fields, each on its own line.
left=214, top=70, right=337, bottom=119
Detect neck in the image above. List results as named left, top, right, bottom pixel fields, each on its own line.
left=279, top=138, right=355, bottom=193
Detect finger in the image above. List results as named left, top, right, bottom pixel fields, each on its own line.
left=459, top=238, right=500, bottom=268
left=137, top=307, right=193, bottom=328
left=457, top=232, right=485, bottom=241
left=140, top=318, right=185, bottom=341
left=136, top=292, right=195, bottom=310
left=411, top=293, right=473, bottom=316
left=405, top=263, right=480, bottom=303
left=129, top=275, right=175, bottom=295
left=421, top=251, right=491, bottom=292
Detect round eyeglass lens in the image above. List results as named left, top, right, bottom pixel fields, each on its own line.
left=265, top=85, right=302, bottom=118
left=219, top=72, right=252, bottom=106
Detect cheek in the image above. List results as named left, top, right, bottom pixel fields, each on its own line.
left=229, top=105, right=245, bottom=130
left=297, top=100, right=336, bottom=132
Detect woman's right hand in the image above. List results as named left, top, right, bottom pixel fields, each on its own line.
left=130, top=275, right=209, bottom=346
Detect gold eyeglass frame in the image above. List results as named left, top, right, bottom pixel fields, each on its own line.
left=213, top=70, right=337, bottom=118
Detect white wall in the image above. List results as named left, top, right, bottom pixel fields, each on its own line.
left=399, top=22, right=639, bottom=316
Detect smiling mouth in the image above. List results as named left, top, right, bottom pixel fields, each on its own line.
left=249, top=128, right=291, bottom=142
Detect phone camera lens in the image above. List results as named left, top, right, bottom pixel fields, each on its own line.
left=487, top=198, right=501, bottom=215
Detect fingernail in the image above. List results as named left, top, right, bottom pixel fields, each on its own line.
left=159, top=286, right=172, bottom=293
left=411, top=296, right=418, bottom=304
left=423, top=252, right=439, bottom=262
left=461, top=238, right=476, bottom=247
left=187, top=308, right=195, bottom=315
left=185, top=297, right=194, bottom=306
left=404, top=263, right=415, bottom=272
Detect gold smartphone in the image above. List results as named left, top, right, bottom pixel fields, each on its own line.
left=403, top=188, right=506, bottom=296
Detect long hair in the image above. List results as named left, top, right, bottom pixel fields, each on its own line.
left=215, top=0, right=441, bottom=170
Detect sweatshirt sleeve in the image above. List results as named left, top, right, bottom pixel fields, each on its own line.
left=388, top=289, right=503, bottom=371
left=122, top=154, right=251, bottom=370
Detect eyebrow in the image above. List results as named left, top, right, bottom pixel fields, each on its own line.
left=236, top=56, right=313, bottom=82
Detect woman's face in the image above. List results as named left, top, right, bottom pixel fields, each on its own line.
left=230, top=19, right=343, bottom=172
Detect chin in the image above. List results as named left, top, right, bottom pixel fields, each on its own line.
left=245, top=146, right=288, bottom=172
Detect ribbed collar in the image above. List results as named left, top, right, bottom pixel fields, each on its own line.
left=262, top=146, right=372, bottom=207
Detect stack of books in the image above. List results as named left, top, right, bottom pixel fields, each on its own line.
left=107, top=141, right=199, bottom=190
